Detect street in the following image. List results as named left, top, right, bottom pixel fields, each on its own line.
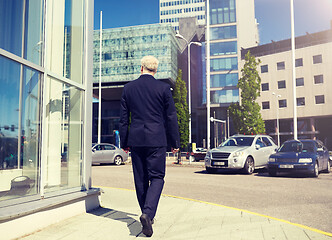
left=92, top=162, right=332, bottom=234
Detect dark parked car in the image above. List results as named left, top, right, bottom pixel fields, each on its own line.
left=268, top=139, right=330, bottom=177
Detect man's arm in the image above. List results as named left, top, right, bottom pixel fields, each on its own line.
left=164, top=87, right=180, bottom=149
left=119, top=88, right=129, bottom=148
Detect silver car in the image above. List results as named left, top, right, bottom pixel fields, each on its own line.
left=92, top=143, right=128, bottom=166
left=205, top=134, right=277, bottom=174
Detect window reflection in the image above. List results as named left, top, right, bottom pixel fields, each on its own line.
left=44, top=77, right=83, bottom=192
left=0, top=56, right=41, bottom=200
left=0, top=0, right=24, bottom=56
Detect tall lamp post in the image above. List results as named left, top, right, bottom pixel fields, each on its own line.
left=272, top=92, right=281, bottom=147
left=175, top=33, right=202, bottom=144
left=290, top=0, right=297, bottom=140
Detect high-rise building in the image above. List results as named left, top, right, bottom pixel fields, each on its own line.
left=160, top=0, right=259, bottom=147
left=160, top=0, right=206, bottom=31
left=206, top=0, right=259, bottom=147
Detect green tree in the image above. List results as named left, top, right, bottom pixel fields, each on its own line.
left=228, top=51, right=265, bottom=134
left=173, top=69, right=189, bottom=150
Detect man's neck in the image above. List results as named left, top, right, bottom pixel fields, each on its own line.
left=141, top=70, right=156, bottom=77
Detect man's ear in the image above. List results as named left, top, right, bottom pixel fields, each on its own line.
left=140, top=66, right=144, bottom=74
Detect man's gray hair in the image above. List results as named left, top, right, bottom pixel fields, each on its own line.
left=141, top=56, right=159, bottom=72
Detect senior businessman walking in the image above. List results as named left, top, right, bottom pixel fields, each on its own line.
left=119, top=56, right=180, bottom=237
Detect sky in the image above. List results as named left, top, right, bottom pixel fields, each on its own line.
left=94, top=0, right=332, bottom=45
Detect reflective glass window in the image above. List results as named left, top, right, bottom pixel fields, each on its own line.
left=279, top=99, right=287, bottom=108
left=278, top=80, right=286, bottom=89
left=210, top=73, right=238, bottom=88
left=261, top=65, right=268, bottom=73
left=211, top=57, right=238, bottom=72
left=296, top=77, right=304, bottom=86
left=296, top=97, right=305, bottom=106
left=313, top=54, right=322, bottom=64
left=277, top=61, right=285, bottom=70
left=210, top=0, right=236, bottom=24
left=262, top=101, right=270, bottom=110
left=44, top=77, right=83, bottom=193
left=46, top=0, right=84, bottom=83
left=211, top=89, right=239, bottom=104
left=0, top=0, right=24, bottom=56
left=261, top=83, right=269, bottom=91
left=0, top=56, right=20, bottom=172
left=295, top=58, right=303, bottom=67
left=315, top=95, right=325, bottom=104
left=24, top=0, right=44, bottom=66
left=210, top=26, right=237, bottom=40
left=0, top=56, right=41, bottom=201
left=314, top=75, right=323, bottom=84
left=211, top=41, right=237, bottom=56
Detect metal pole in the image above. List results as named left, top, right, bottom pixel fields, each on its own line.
left=273, top=92, right=281, bottom=147
left=227, top=109, right=230, bottom=138
left=188, top=43, right=192, bottom=144
left=98, top=11, right=102, bottom=144
left=206, top=0, right=211, bottom=150
left=290, top=0, right=297, bottom=140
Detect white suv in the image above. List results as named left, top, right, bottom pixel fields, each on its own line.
left=205, top=134, right=277, bottom=174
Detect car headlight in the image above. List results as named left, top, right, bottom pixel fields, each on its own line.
left=233, top=151, right=244, bottom=157
left=298, top=158, right=312, bottom=163
left=205, top=151, right=211, bottom=159
left=269, top=157, right=276, bottom=162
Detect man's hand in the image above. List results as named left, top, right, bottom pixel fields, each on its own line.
left=172, top=148, right=179, bottom=153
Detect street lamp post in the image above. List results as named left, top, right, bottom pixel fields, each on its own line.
left=272, top=92, right=281, bottom=147
left=290, top=0, right=297, bottom=140
left=175, top=33, right=202, bottom=144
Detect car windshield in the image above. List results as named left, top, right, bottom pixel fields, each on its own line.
left=220, top=137, right=254, bottom=147
left=279, top=141, right=316, bottom=153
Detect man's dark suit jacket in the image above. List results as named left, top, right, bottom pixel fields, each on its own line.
left=120, top=74, right=180, bottom=149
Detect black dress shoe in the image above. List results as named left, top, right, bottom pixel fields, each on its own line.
left=140, top=214, right=153, bottom=237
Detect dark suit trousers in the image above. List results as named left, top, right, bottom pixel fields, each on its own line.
left=131, top=147, right=166, bottom=220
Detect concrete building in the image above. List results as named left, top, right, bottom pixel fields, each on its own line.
left=242, top=26, right=332, bottom=149
left=160, top=0, right=206, bottom=31
left=0, top=1, right=99, bottom=239
left=92, top=24, right=180, bottom=144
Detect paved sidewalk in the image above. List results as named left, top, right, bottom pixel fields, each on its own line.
left=19, top=187, right=332, bottom=240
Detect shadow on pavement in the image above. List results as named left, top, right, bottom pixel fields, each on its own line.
left=88, top=207, right=142, bottom=237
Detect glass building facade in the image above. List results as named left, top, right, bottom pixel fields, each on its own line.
left=92, top=24, right=180, bottom=143
left=0, top=0, right=93, bottom=215
left=208, top=0, right=239, bottom=105
left=93, top=24, right=179, bottom=84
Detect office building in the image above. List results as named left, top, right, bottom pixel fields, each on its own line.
left=92, top=24, right=180, bottom=143
left=242, top=26, right=332, bottom=149
left=163, top=0, right=259, bottom=147
left=160, top=0, right=206, bottom=31
left=0, top=1, right=98, bottom=238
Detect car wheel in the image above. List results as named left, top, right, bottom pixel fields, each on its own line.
left=206, top=167, right=217, bottom=174
left=268, top=169, right=277, bottom=177
left=322, top=160, right=330, bottom=173
left=243, top=157, right=255, bottom=174
left=114, top=156, right=123, bottom=166
left=312, top=161, right=319, bottom=178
